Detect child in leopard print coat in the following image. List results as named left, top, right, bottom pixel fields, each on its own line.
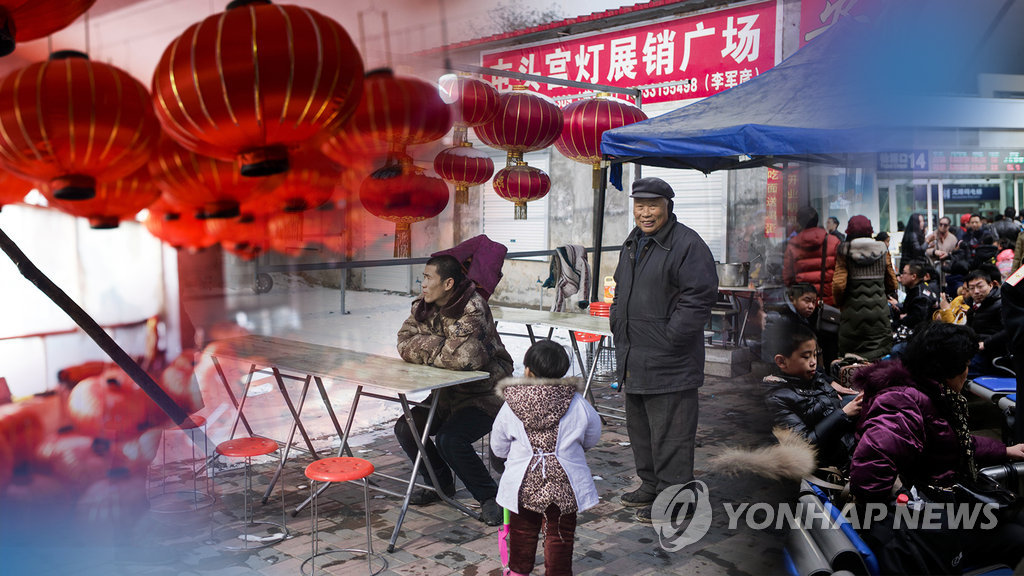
left=491, top=339, right=602, bottom=576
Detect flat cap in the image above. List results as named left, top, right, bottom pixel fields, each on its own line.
left=630, top=177, right=675, bottom=199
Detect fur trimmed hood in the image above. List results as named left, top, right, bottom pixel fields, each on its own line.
left=850, top=359, right=941, bottom=400
left=844, top=237, right=887, bottom=264
left=495, top=376, right=585, bottom=399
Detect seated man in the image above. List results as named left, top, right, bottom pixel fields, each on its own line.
left=889, top=260, right=935, bottom=335
left=394, top=254, right=513, bottom=526
left=964, top=268, right=1008, bottom=376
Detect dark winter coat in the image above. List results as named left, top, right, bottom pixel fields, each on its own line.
left=784, top=227, right=840, bottom=305
left=610, top=214, right=718, bottom=394
left=763, top=372, right=856, bottom=469
left=397, top=279, right=513, bottom=418
left=893, top=284, right=936, bottom=332
left=966, top=286, right=1008, bottom=361
left=993, top=217, right=1020, bottom=244
left=832, top=238, right=898, bottom=360
left=849, top=361, right=1008, bottom=503
left=899, top=230, right=926, bottom=268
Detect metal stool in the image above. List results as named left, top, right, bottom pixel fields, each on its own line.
left=149, top=415, right=214, bottom=514
left=302, top=457, right=387, bottom=575
left=213, top=437, right=288, bottom=550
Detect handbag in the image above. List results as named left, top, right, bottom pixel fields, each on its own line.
left=816, top=235, right=840, bottom=334
left=922, top=473, right=1022, bottom=522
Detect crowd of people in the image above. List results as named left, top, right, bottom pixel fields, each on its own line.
left=769, top=206, right=1024, bottom=573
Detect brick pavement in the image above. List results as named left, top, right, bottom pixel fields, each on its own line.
left=1, top=361, right=791, bottom=576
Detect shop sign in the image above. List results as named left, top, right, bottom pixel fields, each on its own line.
left=765, top=168, right=782, bottom=238
left=480, top=1, right=777, bottom=105
left=800, top=0, right=881, bottom=47
left=877, top=151, right=928, bottom=172
left=878, top=149, right=1024, bottom=174
left=913, top=184, right=1000, bottom=202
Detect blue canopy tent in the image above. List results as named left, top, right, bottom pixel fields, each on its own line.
left=600, top=21, right=892, bottom=174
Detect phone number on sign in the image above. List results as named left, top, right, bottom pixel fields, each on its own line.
left=641, top=79, right=699, bottom=98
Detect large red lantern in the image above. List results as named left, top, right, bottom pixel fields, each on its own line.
left=474, top=87, right=562, bottom=166
left=359, top=160, right=449, bottom=257
left=0, top=51, right=159, bottom=200
left=492, top=164, right=551, bottom=220
left=438, top=74, right=499, bottom=143
left=151, top=0, right=364, bottom=177
left=555, top=95, right=647, bottom=186
left=0, top=1, right=95, bottom=57
left=433, top=144, right=494, bottom=205
left=45, top=168, right=160, bottom=229
left=149, top=138, right=280, bottom=219
left=0, top=170, right=33, bottom=210
left=323, top=69, right=451, bottom=165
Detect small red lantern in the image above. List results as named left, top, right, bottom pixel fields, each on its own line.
left=269, top=150, right=342, bottom=213
left=323, top=69, right=452, bottom=164
left=268, top=206, right=347, bottom=256
left=45, top=168, right=161, bottom=229
left=0, top=170, right=33, bottom=210
left=143, top=198, right=214, bottom=251
left=68, top=369, right=151, bottom=439
left=152, top=0, right=364, bottom=177
left=492, top=164, right=551, bottom=220
left=555, top=94, right=647, bottom=186
left=359, top=160, right=449, bottom=257
left=206, top=213, right=270, bottom=259
left=474, top=87, right=562, bottom=166
left=433, top=143, right=494, bottom=205
left=149, top=138, right=280, bottom=219
left=439, top=74, right=499, bottom=143
left=0, top=0, right=95, bottom=57
left=0, top=51, right=159, bottom=200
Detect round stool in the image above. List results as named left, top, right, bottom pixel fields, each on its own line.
left=149, top=415, right=215, bottom=514
left=302, top=457, right=387, bottom=576
left=213, top=437, right=289, bottom=551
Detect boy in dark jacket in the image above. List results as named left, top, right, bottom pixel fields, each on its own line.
left=764, top=324, right=862, bottom=469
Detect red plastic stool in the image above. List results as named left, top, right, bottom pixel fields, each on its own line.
left=302, top=457, right=387, bottom=575
left=149, top=415, right=214, bottom=514
left=213, top=437, right=289, bottom=550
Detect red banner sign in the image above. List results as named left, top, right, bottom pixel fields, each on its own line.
left=799, top=0, right=880, bottom=47
left=766, top=168, right=782, bottom=238
left=480, top=1, right=778, bottom=105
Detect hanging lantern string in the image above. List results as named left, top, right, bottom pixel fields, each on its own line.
left=84, top=10, right=90, bottom=55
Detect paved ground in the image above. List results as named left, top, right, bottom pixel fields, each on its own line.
left=1, top=358, right=792, bottom=576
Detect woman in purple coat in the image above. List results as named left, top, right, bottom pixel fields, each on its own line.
left=850, top=322, right=1024, bottom=573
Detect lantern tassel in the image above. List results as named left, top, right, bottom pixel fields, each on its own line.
left=394, top=222, right=412, bottom=258
left=455, top=185, right=469, bottom=205
left=514, top=202, right=527, bottom=220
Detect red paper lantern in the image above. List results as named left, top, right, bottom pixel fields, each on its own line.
left=268, top=150, right=342, bottom=213
left=439, top=74, right=499, bottom=143
left=433, top=143, right=494, bottom=205
left=323, top=69, right=452, bottom=164
left=45, top=167, right=160, bottom=229
left=474, top=87, right=562, bottom=165
left=268, top=206, right=346, bottom=256
left=152, top=0, right=363, bottom=177
left=0, top=0, right=95, bottom=57
left=68, top=369, right=151, bottom=439
left=143, top=198, right=214, bottom=251
left=555, top=95, right=648, bottom=171
left=0, top=170, right=33, bottom=210
left=359, top=161, right=449, bottom=257
left=149, top=138, right=280, bottom=219
left=492, top=164, right=551, bottom=220
left=206, top=212, right=271, bottom=259
left=0, top=51, right=159, bottom=200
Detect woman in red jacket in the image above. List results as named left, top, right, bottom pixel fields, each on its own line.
left=784, top=205, right=840, bottom=306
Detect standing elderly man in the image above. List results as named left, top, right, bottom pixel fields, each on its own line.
left=609, top=177, right=718, bottom=523
left=394, top=254, right=513, bottom=526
